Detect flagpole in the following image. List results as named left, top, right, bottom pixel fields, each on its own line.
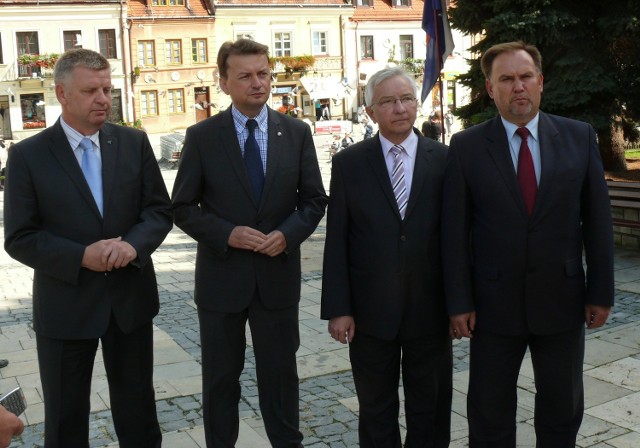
left=434, top=3, right=445, bottom=144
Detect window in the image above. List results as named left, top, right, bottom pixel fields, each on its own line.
left=21, top=93, right=46, bottom=129
left=394, top=0, right=411, bottom=5
left=165, top=39, right=182, bottom=64
left=109, top=89, right=123, bottom=123
left=138, top=41, right=155, bottom=66
left=356, top=0, right=371, bottom=5
left=312, top=31, right=327, bottom=55
left=98, top=29, right=117, bottom=59
left=273, top=32, right=291, bottom=57
left=152, top=0, right=185, bottom=5
left=168, top=89, right=184, bottom=113
left=17, top=32, right=40, bottom=77
left=399, top=35, right=413, bottom=60
left=192, top=39, right=207, bottom=63
left=63, top=31, right=82, bottom=51
left=140, top=91, right=158, bottom=116
left=360, top=36, right=374, bottom=59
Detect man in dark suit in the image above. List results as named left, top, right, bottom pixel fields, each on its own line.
left=171, top=39, right=327, bottom=448
left=442, top=41, right=614, bottom=447
left=321, top=67, right=452, bottom=448
left=4, top=49, right=172, bottom=447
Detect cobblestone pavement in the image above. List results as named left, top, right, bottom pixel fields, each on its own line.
left=1, top=130, right=640, bottom=447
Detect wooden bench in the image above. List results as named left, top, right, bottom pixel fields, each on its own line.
left=607, top=180, right=640, bottom=229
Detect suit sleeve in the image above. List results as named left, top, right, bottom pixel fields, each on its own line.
left=441, top=135, right=476, bottom=316
left=274, top=124, right=327, bottom=250
left=320, top=154, right=353, bottom=319
left=581, top=124, right=615, bottom=306
left=120, top=134, right=173, bottom=267
left=3, top=145, right=86, bottom=285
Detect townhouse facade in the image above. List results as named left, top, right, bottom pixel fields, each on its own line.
left=0, top=0, right=471, bottom=139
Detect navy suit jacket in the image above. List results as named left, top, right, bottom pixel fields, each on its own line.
left=4, top=120, right=173, bottom=339
left=171, top=107, right=327, bottom=312
left=321, top=130, right=450, bottom=340
left=441, top=112, right=614, bottom=335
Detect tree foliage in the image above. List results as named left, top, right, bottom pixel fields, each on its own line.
left=449, top=0, right=640, bottom=170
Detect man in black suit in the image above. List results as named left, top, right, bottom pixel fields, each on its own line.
left=4, top=49, right=172, bottom=447
left=442, top=41, right=614, bottom=447
left=321, top=67, right=452, bottom=448
left=171, top=39, right=327, bottom=448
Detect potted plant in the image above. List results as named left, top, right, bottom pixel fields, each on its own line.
left=18, top=53, right=35, bottom=67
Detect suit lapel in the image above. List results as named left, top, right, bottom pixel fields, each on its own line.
left=48, top=121, right=102, bottom=218
left=366, top=134, right=404, bottom=220
left=485, top=117, right=529, bottom=217
left=99, top=126, right=117, bottom=218
left=262, top=108, right=283, bottom=211
left=405, top=134, right=432, bottom=220
left=533, top=112, right=559, bottom=219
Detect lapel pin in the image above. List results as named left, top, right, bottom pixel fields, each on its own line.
left=107, top=140, right=112, bottom=144
left=277, top=131, right=282, bottom=136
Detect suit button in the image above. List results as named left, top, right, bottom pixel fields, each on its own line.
left=104, top=272, right=108, bottom=277
left=400, top=235, right=406, bottom=241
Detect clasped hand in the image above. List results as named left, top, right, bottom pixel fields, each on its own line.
left=228, top=226, right=286, bottom=257
left=82, top=237, right=137, bottom=272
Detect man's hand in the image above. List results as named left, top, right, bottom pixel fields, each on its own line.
left=328, top=316, right=355, bottom=344
left=585, top=305, right=611, bottom=329
left=255, top=230, right=287, bottom=257
left=81, top=237, right=125, bottom=272
left=228, top=226, right=268, bottom=251
left=449, top=312, right=476, bottom=339
left=103, top=239, right=137, bottom=271
left=0, top=405, right=24, bottom=448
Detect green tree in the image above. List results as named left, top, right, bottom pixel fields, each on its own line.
left=449, top=0, right=640, bottom=171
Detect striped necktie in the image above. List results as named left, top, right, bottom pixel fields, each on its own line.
left=390, top=144, right=408, bottom=219
left=79, top=137, right=103, bottom=215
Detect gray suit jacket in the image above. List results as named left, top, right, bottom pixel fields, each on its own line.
left=171, top=107, right=327, bottom=312
left=321, top=130, right=449, bottom=340
left=4, top=120, right=173, bottom=339
left=441, top=112, right=615, bottom=335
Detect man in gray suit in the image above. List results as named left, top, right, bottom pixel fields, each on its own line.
left=4, top=48, right=172, bottom=447
left=443, top=41, right=614, bottom=447
left=171, top=39, right=327, bottom=448
left=321, top=67, right=452, bottom=448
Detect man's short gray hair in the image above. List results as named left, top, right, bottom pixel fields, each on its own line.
left=54, top=49, right=110, bottom=85
left=364, top=67, right=418, bottom=107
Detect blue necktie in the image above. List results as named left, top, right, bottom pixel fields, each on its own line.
left=79, top=137, right=103, bottom=215
left=244, top=119, right=264, bottom=202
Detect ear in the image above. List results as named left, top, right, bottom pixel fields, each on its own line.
left=485, top=79, right=494, bottom=99
left=219, top=77, right=230, bottom=95
left=55, top=83, right=67, bottom=106
left=538, top=73, right=544, bottom=93
left=365, top=106, right=377, bottom=124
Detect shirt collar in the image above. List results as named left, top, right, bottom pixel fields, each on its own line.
left=378, top=131, right=418, bottom=159
left=231, top=105, right=268, bottom=134
left=60, top=116, right=100, bottom=150
left=501, top=113, right=540, bottom=142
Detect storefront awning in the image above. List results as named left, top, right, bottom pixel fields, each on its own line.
left=299, top=76, right=342, bottom=101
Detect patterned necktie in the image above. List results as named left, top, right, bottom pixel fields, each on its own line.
left=516, top=127, right=537, bottom=216
left=390, top=144, right=408, bottom=219
left=79, top=137, right=103, bottom=215
left=244, top=119, right=264, bottom=202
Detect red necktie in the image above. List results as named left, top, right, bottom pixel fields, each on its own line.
left=516, top=127, right=537, bottom=216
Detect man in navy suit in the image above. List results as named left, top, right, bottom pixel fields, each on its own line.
left=4, top=49, right=172, bottom=447
left=172, top=39, right=327, bottom=447
left=321, top=67, right=452, bottom=447
left=442, top=41, right=614, bottom=447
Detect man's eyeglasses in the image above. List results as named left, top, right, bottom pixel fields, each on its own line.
left=372, top=95, right=418, bottom=109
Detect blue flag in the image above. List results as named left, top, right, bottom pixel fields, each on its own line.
left=421, top=0, right=454, bottom=102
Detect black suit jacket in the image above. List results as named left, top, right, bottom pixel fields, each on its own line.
left=171, top=107, right=327, bottom=312
left=4, top=120, right=173, bottom=339
left=441, top=112, right=614, bottom=336
left=321, top=130, right=449, bottom=341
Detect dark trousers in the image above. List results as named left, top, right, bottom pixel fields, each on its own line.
left=36, top=317, right=160, bottom=448
left=349, top=331, right=452, bottom=448
left=468, top=327, right=585, bottom=448
left=198, top=296, right=303, bottom=448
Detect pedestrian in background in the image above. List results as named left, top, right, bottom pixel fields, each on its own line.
left=171, top=38, right=327, bottom=448
left=4, top=48, right=172, bottom=447
left=442, top=41, right=614, bottom=447
left=321, top=66, right=452, bottom=448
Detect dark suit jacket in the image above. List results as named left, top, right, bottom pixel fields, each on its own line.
left=321, top=130, right=449, bottom=341
left=441, top=112, right=615, bottom=336
left=4, top=120, right=173, bottom=339
left=171, top=107, right=327, bottom=312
